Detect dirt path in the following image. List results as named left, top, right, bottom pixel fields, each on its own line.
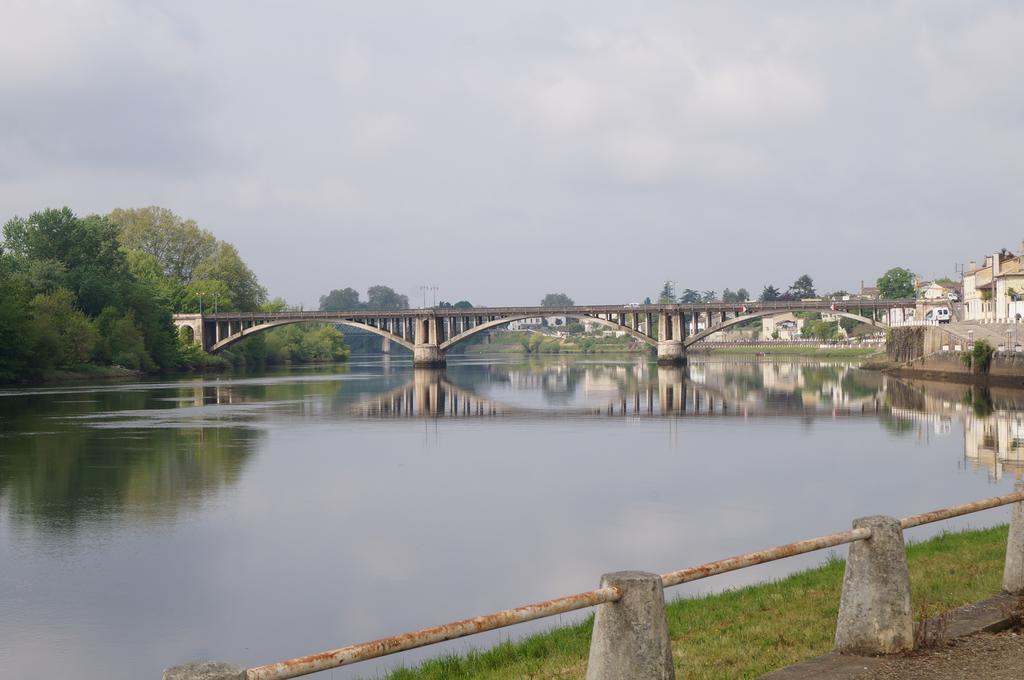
left=858, top=626, right=1024, bottom=679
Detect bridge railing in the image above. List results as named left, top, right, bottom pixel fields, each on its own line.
left=166, top=484, right=1024, bottom=680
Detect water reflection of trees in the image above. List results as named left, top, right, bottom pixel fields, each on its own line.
left=0, top=384, right=263, bottom=532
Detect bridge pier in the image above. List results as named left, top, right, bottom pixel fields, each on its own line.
left=656, top=312, right=686, bottom=365
left=414, top=314, right=447, bottom=367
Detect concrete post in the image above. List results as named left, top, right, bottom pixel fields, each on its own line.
left=1003, top=481, right=1024, bottom=595
left=163, top=662, right=246, bottom=680
left=586, top=571, right=675, bottom=680
left=834, top=516, right=913, bottom=655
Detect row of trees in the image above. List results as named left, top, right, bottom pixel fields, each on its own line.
left=0, top=206, right=345, bottom=381
left=656, top=268, right=918, bottom=305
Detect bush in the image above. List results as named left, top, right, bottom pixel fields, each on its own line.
left=961, top=340, right=994, bottom=374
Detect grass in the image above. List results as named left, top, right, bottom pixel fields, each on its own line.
left=366, top=525, right=1010, bottom=680
left=701, top=346, right=883, bottom=359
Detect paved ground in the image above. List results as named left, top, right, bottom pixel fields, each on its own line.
left=945, top=321, right=1023, bottom=348
left=858, top=625, right=1024, bottom=679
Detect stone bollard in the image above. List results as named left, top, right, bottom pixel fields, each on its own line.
left=834, top=516, right=914, bottom=655
left=586, top=571, right=675, bottom=680
left=163, top=661, right=247, bottom=680
left=1004, top=481, right=1024, bottom=595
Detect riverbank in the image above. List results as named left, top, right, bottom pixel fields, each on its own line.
left=698, top=345, right=884, bottom=359
left=373, top=525, right=1010, bottom=680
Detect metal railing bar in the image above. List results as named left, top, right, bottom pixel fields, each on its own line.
left=660, top=527, right=873, bottom=588
left=246, top=585, right=622, bottom=680
left=900, top=489, right=1024, bottom=529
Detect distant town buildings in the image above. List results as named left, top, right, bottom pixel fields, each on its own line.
left=962, top=243, right=1024, bottom=322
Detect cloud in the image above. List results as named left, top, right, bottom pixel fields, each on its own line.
left=2, top=1, right=1024, bottom=305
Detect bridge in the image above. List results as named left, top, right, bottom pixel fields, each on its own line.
left=172, top=299, right=915, bottom=367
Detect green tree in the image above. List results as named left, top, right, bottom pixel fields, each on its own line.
left=0, top=253, right=35, bottom=379
left=319, top=287, right=362, bottom=311
left=193, top=242, right=266, bottom=310
left=94, top=308, right=153, bottom=370
left=29, top=288, right=98, bottom=368
left=3, top=208, right=129, bottom=315
left=701, top=290, right=716, bottom=302
left=657, top=281, right=676, bottom=303
left=789, top=274, right=816, bottom=299
left=678, top=289, right=701, bottom=303
left=877, top=267, right=916, bottom=299
left=802, top=318, right=838, bottom=340
left=541, top=292, right=574, bottom=307
left=178, top=279, right=235, bottom=313
left=109, top=206, right=217, bottom=283
left=366, top=285, right=409, bottom=309
left=453, top=300, right=473, bottom=309
left=760, top=285, right=781, bottom=301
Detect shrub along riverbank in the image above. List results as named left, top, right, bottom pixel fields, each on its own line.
left=369, top=525, right=1010, bottom=680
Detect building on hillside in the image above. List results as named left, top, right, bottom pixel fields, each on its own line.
left=761, top=313, right=804, bottom=340
left=506, top=315, right=568, bottom=331
left=857, top=281, right=880, bottom=300
left=963, top=244, right=1024, bottom=321
left=917, top=280, right=951, bottom=300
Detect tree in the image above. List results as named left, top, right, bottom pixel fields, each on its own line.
left=541, top=293, right=574, bottom=307
left=701, top=290, right=716, bottom=302
left=789, top=274, right=816, bottom=299
left=678, top=288, right=701, bottom=303
left=657, top=281, right=676, bottom=303
left=193, top=242, right=266, bottom=311
left=28, top=288, right=98, bottom=368
left=877, top=267, right=916, bottom=299
left=453, top=300, right=473, bottom=309
left=760, top=285, right=781, bottom=301
left=366, top=285, right=409, bottom=309
left=3, top=208, right=129, bottom=315
left=802, top=318, right=838, bottom=341
left=736, top=288, right=749, bottom=302
left=643, top=296, right=652, bottom=305
left=319, top=287, right=362, bottom=312
left=0, top=254, right=35, bottom=379
left=178, top=279, right=235, bottom=313
left=109, top=206, right=217, bottom=283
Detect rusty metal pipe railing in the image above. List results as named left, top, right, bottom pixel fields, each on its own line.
left=235, top=489, right=1024, bottom=680
left=900, top=489, right=1024, bottom=529
left=659, top=527, right=873, bottom=588
left=246, top=586, right=621, bottom=680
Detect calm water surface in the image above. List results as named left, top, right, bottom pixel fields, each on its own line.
left=1, top=354, right=1022, bottom=679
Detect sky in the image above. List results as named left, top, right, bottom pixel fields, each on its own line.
left=2, top=1, right=1023, bottom=308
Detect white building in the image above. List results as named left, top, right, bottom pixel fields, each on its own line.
left=963, top=244, right=1024, bottom=322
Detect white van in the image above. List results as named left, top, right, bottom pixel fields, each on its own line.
left=925, top=307, right=951, bottom=324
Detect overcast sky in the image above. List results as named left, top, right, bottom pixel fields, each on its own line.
left=2, top=1, right=1023, bottom=307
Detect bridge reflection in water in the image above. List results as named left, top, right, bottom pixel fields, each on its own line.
left=348, top=363, right=889, bottom=420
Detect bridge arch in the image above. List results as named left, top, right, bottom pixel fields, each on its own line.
left=439, top=313, right=657, bottom=351
left=683, top=309, right=886, bottom=348
left=209, top=318, right=416, bottom=354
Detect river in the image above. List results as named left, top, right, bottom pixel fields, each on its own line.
left=1, top=354, right=1021, bottom=679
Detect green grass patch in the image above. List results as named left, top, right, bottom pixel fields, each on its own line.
left=366, top=525, right=1010, bottom=680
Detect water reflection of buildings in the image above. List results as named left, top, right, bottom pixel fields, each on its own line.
left=964, top=411, right=1024, bottom=481
left=882, top=378, right=1024, bottom=482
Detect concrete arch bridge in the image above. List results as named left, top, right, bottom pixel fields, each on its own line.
left=172, top=299, right=913, bottom=367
